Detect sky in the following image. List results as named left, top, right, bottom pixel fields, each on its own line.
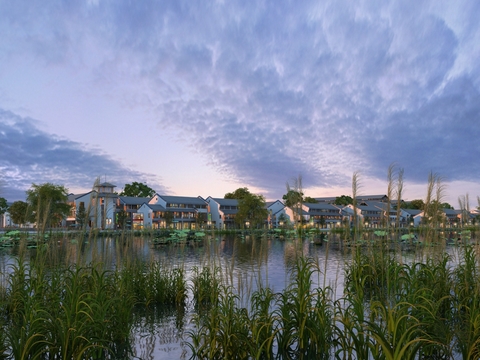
left=1, top=0, right=479, bottom=209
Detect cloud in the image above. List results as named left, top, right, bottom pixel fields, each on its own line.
left=0, top=109, right=166, bottom=200
left=0, top=0, right=479, bottom=200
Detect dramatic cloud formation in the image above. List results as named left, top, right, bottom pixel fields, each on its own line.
left=0, top=110, right=166, bottom=200
left=0, top=0, right=479, bottom=204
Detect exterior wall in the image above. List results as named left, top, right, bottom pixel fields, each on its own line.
left=282, top=207, right=298, bottom=225
left=74, top=191, right=117, bottom=230
left=149, top=194, right=167, bottom=207
left=267, top=201, right=286, bottom=228
left=206, top=198, right=223, bottom=229
left=302, top=203, right=342, bottom=228
left=137, top=204, right=152, bottom=229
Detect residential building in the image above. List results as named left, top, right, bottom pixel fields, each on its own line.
left=73, top=182, right=118, bottom=230
left=206, top=197, right=239, bottom=229
left=302, top=202, right=342, bottom=228
left=266, top=200, right=287, bottom=228
left=137, top=194, right=208, bottom=229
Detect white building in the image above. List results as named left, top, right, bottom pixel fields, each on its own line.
left=137, top=194, right=208, bottom=229
left=73, top=182, right=118, bottom=230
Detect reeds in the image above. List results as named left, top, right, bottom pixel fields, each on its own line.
left=188, top=256, right=334, bottom=359
left=0, top=234, right=188, bottom=359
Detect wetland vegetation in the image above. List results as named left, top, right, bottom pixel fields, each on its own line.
left=0, top=227, right=479, bottom=359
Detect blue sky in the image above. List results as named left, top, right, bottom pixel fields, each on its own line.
left=1, top=0, right=479, bottom=208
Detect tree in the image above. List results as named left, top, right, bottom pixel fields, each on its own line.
left=120, top=182, right=155, bottom=198
left=403, top=199, right=425, bottom=210
left=224, top=187, right=251, bottom=200
left=75, top=202, right=87, bottom=228
left=235, top=193, right=268, bottom=229
left=0, top=197, right=7, bottom=216
left=441, top=202, right=453, bottom=210
left=116, top=210, right=129, bottom=229
left=282, top=190, right=303, bottom=207
left=26, top=183, right=71, bottom=232
left=304, top=196, right=318, bottom=204
left=8, top=201, right=29, bottom=226
left=334, top=195, right=353, bottom=206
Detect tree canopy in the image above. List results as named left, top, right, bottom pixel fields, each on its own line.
left=8, top=201, right=29, bottom=226
left=225, top=187, right=252, bottom=200
left=26, top=183, right=71, bottom=231
left=0, top=197, right=7, bottom=216
left=235, top=193, right=268, bottom=229
left=120, top=182, right=155, bottom=198
left=403, top=199, right=425, bottom=210
left=304, top=196, right=318, bottom=204
left=334, top=195, right=353, bottom=206
left=282, top=190, right=303, bottom=208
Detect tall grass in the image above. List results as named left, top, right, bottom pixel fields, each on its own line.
left=188, top=256, right=334, bottom=360
left=0, top=233, right=188, bottom=359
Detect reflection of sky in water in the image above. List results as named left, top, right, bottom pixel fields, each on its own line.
left=0, top=233, right=472, bottom=359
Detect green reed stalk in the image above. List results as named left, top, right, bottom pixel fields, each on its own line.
left=275, top=257, right=333, bottom=359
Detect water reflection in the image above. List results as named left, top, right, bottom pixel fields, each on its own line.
left=0, top=231, right=476, bottom=359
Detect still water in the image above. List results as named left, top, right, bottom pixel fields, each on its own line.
left=0, top=232, right=471, bottom=359
left=113, top=234, right=346, bottom=359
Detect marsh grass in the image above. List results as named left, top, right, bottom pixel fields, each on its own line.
left=0, top=231, right=190, bottom=359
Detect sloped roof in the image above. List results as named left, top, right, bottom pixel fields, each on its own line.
left=314, top=197, right=337, bottom=203
left=209, top=198, right=239, bottom=206
left=356, top=195, right=388, bottom=201
left=143, top=204, right=166, bottom=211
left=158, top=195, right=207, bottom=205
left=119, top=196, right=150, bottom=205
left=402, top=209, right=422, bottom=216
left=303, top=202, right=339, bottom=211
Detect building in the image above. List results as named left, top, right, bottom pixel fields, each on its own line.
left=301, top=202, right=342, bottom=228
left=72, top=182, right=118, bottom=230
left=137, top=194, right=208, bottom=229
left=206, top=197, right=239, bottom=229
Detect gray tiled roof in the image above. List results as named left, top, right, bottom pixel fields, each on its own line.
left=119, top=196, right=150, bottom=205
left=159, top=195, right=207, bottom=205
left=209, top=198, right=239, bottom=206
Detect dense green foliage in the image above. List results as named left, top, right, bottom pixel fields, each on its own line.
left=0, top=197, right=7, bottom=216
left=26, top=183, right=71, bottom=231
left=282, top=189, right=303, bottom=207
left=7, top=201, right=29, bottom=226
left=224, top=187, right=251, bottom=200
left=303, top=196, right=318, bottom=203
left=120, top=182, right=155, bottom=198
left=0, top=244, right=187, bottom=359
left=334, top=195, right=353, bottom=205
left=75, top=201, right=87, bottom=228
left=402, top=199, right=425, bottom=209
left=235, top=193, right=268, bottom=229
